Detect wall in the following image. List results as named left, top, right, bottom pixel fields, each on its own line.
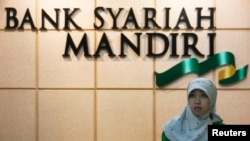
left=0, top=0, right=249, bottom=141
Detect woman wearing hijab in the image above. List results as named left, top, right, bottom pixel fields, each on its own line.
left=162, top=77, right=224, bottom=141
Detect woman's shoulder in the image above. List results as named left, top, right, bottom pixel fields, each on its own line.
left=162, top=121, right=225, bottom=141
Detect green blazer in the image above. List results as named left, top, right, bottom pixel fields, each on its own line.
left=162, top=121, right=224, bottom=141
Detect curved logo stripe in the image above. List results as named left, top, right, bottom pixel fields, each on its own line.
left=219, top=65, right=248, bottom=85
left=155, top=58, right=199, bottom=87
left=155, top=51, right=248, bottom=87
left=198, top=52, right=235, bottom=75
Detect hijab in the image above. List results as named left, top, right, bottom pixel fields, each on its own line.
left=162, top=77, right=223, bottom=141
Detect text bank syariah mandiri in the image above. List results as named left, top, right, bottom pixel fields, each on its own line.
left=4, top=7, right=216, bottom=58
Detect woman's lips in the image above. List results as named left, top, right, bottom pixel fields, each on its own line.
left=194, top=106, right=202, bottom=112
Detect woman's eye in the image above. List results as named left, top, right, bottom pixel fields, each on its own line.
left=189, top=93, right=195, bottom=98
left=202, top=94, right=208, bottom=98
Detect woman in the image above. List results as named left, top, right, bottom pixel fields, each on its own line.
left=162, top=77, right=223, bottom=141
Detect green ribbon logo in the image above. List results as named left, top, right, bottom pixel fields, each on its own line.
left=155, top=51, right=248, bottom=87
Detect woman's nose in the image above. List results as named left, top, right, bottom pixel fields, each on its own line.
left=195, top=97, right=201, bottom=104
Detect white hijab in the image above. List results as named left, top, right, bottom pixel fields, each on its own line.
left=162, top=77, right=223, bottom=141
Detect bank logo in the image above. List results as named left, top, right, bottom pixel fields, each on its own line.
left=155, top=51, right=248, bottom=87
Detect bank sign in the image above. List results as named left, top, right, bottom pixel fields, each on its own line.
left=3, top=7, right=248, bottom=86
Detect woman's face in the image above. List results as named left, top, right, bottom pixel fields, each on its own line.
left=188, top=89, right=210, bottom=116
